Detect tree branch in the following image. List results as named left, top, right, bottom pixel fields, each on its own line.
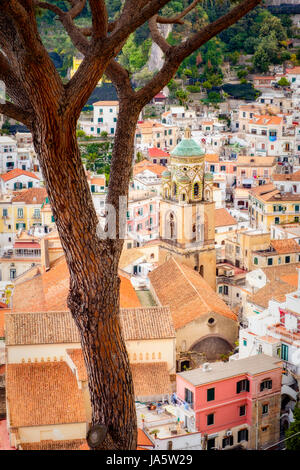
left=34, top=1, right=90, bottom=53
left=89, top=0, right=108, bottom=40
left=157, top=0, right=202, bottom=24
left=0, top=101, right=33, bottom=128
left=135, top=0, right=263, bottom=106
left=149, top=15, right=171, bottom=54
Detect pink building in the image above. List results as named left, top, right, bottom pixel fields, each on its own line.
left=176, top=354, right=282, bottom=450
left=127, top=190, right=159, bottom=245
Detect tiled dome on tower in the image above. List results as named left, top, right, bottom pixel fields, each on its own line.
left=162, top=128, right=206, bottom=204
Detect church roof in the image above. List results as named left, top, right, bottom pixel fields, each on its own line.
left=171, top=137, right=205, bottom=157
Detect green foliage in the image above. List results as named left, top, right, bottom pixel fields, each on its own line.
left=223, top=83, right=260, bottom=101
left=76, top=129, right=86, bottom=138
left=237, top=69, right=248, bottom=80
left=285, top=407, right=300, bottom=450
left=186, top=85, right=200, bottom=93
left=277, top=77, right=290, bottom=87
left=207, top=91, right=223, bottom=103
left=81, top=141, right=113, bottom=176
left=175, top=89, right=189, bottom=106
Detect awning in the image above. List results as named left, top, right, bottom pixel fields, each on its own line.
left=13, top=242, right=40, bottom=249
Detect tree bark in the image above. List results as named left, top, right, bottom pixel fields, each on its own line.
left=32, top=112, right=137, bottom=450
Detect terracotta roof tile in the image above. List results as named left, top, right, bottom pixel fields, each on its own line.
left=66, top=348, right=87, bottom=381
left=215, top=208, right=237, bottom=228
left=270, top=239, right=300, bottom=254
left=205, top=154, right=219, bottom=163
left=119, top=248, right=145, bottom=269
left=149, top=258, right=237, bottom=329
left=148, top=148, right=170, bottom=158
left=262, top=263, right=300, bottom=281
left=131, top=362, right=172, bottom=398
left=6, top=307, right=174, bottom=346
left=21, top=439, right=87, bottom=450
left=12, top=187, right=47, bottom=205
left=249, top=279, right=296, bottom=308
left=120, top=307, right=175, bottom=340
left=272, top=170, right=300, bottom=181
left=133, top=159, right=166, bottom=177
left=137, top=429, right=154, bottom=448
left=12, top=256, right=140, bottom=311
left=0, top=169, right=40, bottom=182
left=6, top=362, right=87, bottom=427
left=92, top=100, right=118, bottom=106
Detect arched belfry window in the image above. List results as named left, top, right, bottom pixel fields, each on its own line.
left=173, top=183, right=177, bottom=196
left=194, top=183, right=199, bottom=197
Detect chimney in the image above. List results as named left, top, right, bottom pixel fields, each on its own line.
left=40, top=237, right=50, bottom=272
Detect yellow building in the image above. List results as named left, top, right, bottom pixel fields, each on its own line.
left=249, top=184, right=300, bottom=231
left=69, top=57, right=111, bottom=85
left=159, top=129, right=216, bottom=289
left=12, top=187, right=47, bottom=232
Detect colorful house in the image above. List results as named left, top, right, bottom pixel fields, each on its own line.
left=176, top=354, right=282, bottom=450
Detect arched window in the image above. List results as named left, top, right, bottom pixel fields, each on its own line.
left=173, top=183, right=177, bottom=196
left=182, top=193, right=186, bottom=201
left=254, top=257, right=258, bottom=265
left=200, top=265, right=204, bottom=277
left=194, top=183, right=199, bottom=197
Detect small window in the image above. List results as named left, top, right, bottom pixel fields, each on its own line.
left=237, top=379, right=249, bottom=394
left=207, top=413, right=214, bottom=426
left=285, top=256, right=290, bottom=264
left=238, top=429, right=248, bottom=443
left=240, top=405, right=246, bottom=416
left=267, top=258, right=273, bottom=266
left=207, top=438, right=215, bottom=450
left=185, top=388, right=194, bottom=405
left=222, top=435, right=233, bottom=448
left=207, top=388, right=215, bottom=402
left=262, top=404, right=269, bottom=415
left=260, top=380, right=272, bottom=392
left=243, top=339, right=247, bottom=347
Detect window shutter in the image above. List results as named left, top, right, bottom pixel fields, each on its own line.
left=246, top=380, right=249, bottom=392
left=237, top=381, right=241, bottom=394
left=245, top=429, right=249, bottom=441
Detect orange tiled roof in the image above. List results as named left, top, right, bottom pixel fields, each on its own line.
left=205, top=154, right=219, bottom=163
left=66, top=348, right=87, bottom=381
left=12, top=187, right=47, bottom=205
left=272, top=170, right=300, bottom=181
left=236, top=156, right=276, bottom=167
left=133, top=159, right=166, bottom=177
left=271, top=239, right=300, bottom=254
left=120, top=306, right=175, bottom=340
left=148, top=148, right=170, bottom=158
left=12, top=255, right=141, bottom=311
left=248, top=279, right=295, bottom=309
left=262, top=263, right=300, bottom=282
left=6, top=362, right=87, bottom=427
left=280, top=273, right=298, bottom=288
left=149, top=257, right=237, bottom=329
left=286, top=67, right=300, bottom=75
left=131, top=362, right=172, bottom=398
left=215, top=208, right=237, bottom=228
left=21, top=439, right=87, bottom=450
left=250, top=115, right=282, bottom=126
left=6, top=307, right=174, bottom=346
left=93, top=100, right=118, bottom=106
left=0, top=168, right=40, bottom=182
left=137, top=429, right=154, bottom=448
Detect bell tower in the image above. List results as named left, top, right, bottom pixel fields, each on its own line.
left=159, top=129, right=216, bottom=289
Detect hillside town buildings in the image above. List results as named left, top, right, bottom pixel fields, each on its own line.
left=2, top=59, right=300, bottom=451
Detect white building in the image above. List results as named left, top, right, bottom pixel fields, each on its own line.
left=0, top=169, right=40, bottom=194
left=0, top=136, right=17, bottom=173
left=79, top=100, right=119, bottom=136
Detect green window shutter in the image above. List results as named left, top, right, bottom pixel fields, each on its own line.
left=51, top=215, right=55, bottom=223
left=28, top=181, right=33, bottom=188
left=91, top=185, right=95, bottom=193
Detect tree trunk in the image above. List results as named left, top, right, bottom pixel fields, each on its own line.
left=32, top=112, right=137, bottom=450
